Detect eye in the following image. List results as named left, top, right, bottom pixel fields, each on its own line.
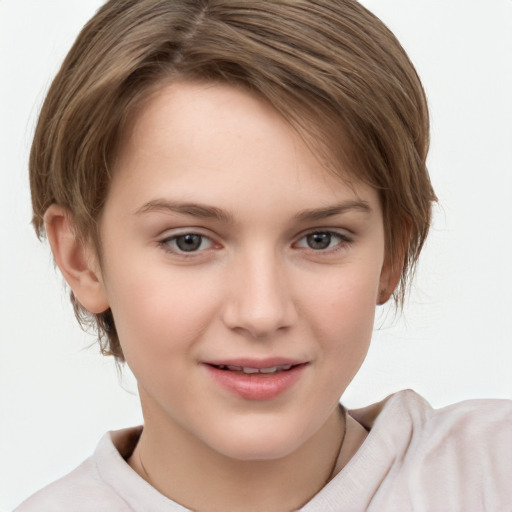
left=161, top=233, right=214, bottom=253
left=295, top=231, right=349, bottom=251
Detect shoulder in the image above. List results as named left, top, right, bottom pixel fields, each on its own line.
left=14, top=429, right=142, bottom=512
left=407, top=391, right=512, bottom=476
left=368, top=389, right=512, bottom=465
left=362, top=390, right=512, bottom=511
left=14, top=457, right=131, bottom=512
left=387, top=389, right=512, bottom=452
left=420, top=392, right=512, bottom=442
left=354, top=388, right=512, bottom=436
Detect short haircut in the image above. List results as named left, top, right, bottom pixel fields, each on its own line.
left=30, top=0, right=436, bottom=361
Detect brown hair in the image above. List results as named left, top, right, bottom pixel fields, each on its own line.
left=30, top=0, right=436, bottom=361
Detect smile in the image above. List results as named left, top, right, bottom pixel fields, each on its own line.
left=203, top=361, right=308, bottom=400
left=211, top=364, right=294, bottom=374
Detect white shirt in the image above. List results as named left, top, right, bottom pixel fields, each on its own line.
left=15, top=390, right=512, bottom=511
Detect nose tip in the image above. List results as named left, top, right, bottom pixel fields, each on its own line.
left=230, top=303, right=292, bottom=339
left=221, top=259, right=297, bottom=339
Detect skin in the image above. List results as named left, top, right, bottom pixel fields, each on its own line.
left=46, top=81, right=398, bottom=511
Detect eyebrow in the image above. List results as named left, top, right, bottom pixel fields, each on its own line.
left=135, top=198, right=371, bottom=223
left=294, top=200, right=371, bottom=222
left=135, top=199, right=234, bottom=223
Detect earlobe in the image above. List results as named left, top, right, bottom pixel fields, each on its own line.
left=44, top=204, right=109, bottom=314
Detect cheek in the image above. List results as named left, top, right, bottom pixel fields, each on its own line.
left=104, top=259, right=222, bottom=362
left=300, top=263, right=381, bottom=372
left=302, top=260, right=381, bottom=327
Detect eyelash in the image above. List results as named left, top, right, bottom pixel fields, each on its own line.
left=294, top=230, right=352, bottom=253
left=159, top=232, right=215, bottom=256
left=158, top=229, right=351, bottom=256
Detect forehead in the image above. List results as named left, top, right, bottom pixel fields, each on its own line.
left=109, top=80, right=380, bottom=217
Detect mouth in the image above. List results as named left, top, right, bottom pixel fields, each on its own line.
left=203, top=360, right=308, bottom=400
left=207, top=363, right=300, bottom=375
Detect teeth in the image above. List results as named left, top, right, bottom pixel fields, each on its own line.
left=242, top=367, right=260, bottom=374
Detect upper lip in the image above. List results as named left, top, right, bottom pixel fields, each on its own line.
left=203, top=358, right=308, bottom=369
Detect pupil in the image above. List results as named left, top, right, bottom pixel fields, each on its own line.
left=307, top=232, right=331, bottom=250
left=176, top=234, right=202, bottom=252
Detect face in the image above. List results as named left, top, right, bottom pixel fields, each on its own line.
left=96, top=81, right=391, bottom=460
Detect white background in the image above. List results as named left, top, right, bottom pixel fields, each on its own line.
left=1, top=1, right=511, bottom=509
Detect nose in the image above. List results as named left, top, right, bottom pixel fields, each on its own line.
left=221, top=249, right=298, bottom=339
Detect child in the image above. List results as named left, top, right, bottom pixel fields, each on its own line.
left=12, top=0, right=512, bottom=511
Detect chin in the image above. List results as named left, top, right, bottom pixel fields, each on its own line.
left=203, top=420, right=309, bottom=462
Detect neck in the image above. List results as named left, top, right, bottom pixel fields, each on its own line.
left=128, top=402, right=347, bottom=512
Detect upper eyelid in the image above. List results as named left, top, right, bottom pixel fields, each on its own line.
left=294, top=228, right=352, bottom=241
left=159, top=227, right=216, bottom=240
left=163, top=232, right=210, bottom=241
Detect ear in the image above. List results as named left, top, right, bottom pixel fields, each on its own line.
left=377, top=254, right=403, bottom=305
left=377, top=218, right=412, bottom=305
left=44, top=204, right=109, bottom=314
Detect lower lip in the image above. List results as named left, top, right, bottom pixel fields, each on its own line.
left=204, top=364, right=307, bottom=401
